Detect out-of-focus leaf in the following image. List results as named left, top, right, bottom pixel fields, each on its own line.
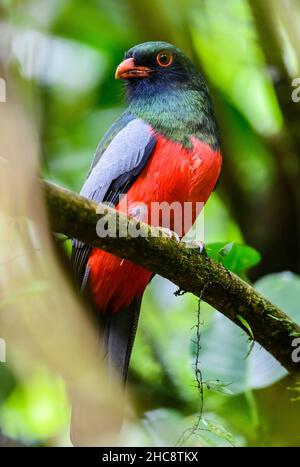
left=197, top=272, right=300, bottom=393
left=0, top=366, right=17, bottom=404
left=197, top=313, right=249, bottom=394
left=123, top=408, right=243, bottom=447
left=255, top=272, right=300, bottom=322
left=191, top=0, right=282, bottom=135
left=0, top=368, right=69, bottom=442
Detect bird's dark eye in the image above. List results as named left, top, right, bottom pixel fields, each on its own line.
left=156, top=51, right=173, bottom=67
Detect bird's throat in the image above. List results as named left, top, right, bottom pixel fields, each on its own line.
left=128, top=88, right=219, bottom=150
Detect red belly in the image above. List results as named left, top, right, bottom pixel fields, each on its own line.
left=88, top=134, right=221, bottom=312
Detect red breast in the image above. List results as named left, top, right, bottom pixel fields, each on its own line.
left=88, top=133, right=222, bottom=312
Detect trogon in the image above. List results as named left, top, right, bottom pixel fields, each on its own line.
left=71, top=41, right=222, bottom=382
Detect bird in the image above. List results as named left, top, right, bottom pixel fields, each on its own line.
left=71, top=41, right=222, bottom=384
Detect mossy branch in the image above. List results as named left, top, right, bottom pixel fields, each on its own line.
left=43, top=180, right=300, bottom=374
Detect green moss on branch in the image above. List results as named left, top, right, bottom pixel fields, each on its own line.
left=43, top=180, right=300, bottom=374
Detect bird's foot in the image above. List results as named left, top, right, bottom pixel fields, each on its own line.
left=183, top=239, right=205, bottom=253
left=160, top=227, right=180, bottom=243
left=194, top=240, right=205, bottom=254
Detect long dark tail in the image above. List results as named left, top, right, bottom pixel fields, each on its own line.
left=98, top=296, right=142, bottom=383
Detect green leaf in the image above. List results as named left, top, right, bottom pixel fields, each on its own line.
left=206, top=242, right=261, bottom=276
left=236, top=315, right=254, bottom=339
left=201, top=418, right=237, bottom=446
left=204, top=380, right=234, bottom=395
left=219, top=241, right=234, bottom=257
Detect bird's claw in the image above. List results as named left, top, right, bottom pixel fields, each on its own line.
left=184, top=239, right=205, bottom=253
left=195, top=240, right=205, bottom=254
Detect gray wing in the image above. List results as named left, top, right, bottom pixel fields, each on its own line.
left=71, top=117, right=157, bottom=284
left=80, top=118, right=155, bottom=202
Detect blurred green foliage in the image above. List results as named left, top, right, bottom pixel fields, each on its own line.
left=1, top=0, right=300, bottom=447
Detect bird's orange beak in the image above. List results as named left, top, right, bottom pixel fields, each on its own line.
left=115, top=58, right=152, bottom=79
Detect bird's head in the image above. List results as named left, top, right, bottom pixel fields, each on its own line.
left=115, top=41, right=219, bottom=149
left=115, top=41, right=203, bottom=98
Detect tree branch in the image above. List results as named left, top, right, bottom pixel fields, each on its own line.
left=43, top=180, right=300, bottom=374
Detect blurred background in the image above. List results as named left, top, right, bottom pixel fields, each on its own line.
left=0, top=0, right=300, bottom=447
